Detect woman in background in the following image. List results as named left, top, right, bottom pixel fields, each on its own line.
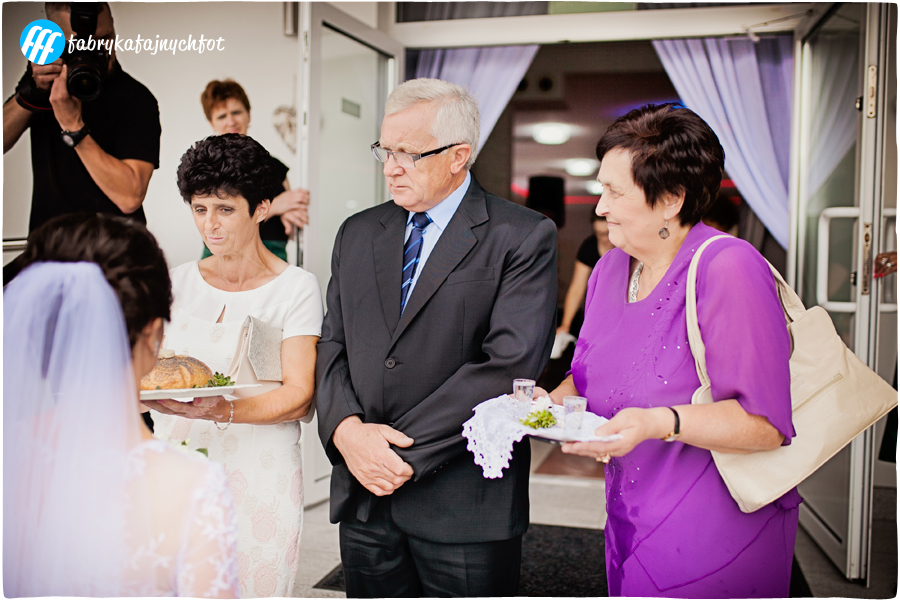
left=200, top=78, right=309, bottom=261
left=540, top=104, right=799, bottom=597
left=147, top=134, right=323, bottom=597
left=553, top=213, right=613, bottom=357
left=4, top=214, right=238, bottom=597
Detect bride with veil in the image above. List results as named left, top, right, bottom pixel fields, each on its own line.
left=3, top=214, right=239, bottom=597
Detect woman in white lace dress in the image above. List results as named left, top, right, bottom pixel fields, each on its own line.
left=3, top=214, right=239, bottom=597
left=146, top=134, right=323, bottom=597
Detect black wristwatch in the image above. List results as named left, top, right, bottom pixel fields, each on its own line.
left=60, top=125, right=90, bottom=148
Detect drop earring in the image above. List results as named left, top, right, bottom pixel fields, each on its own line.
left=659, top=219, right=670, bottom=240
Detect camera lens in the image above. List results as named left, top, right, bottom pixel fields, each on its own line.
left=65, top=50, right=106, bottom=101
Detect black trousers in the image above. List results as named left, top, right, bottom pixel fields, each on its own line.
left=339, top=498, right=522, bottom=598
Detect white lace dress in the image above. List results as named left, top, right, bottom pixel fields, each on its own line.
left=151, top=262, right=323, bottom=597
left=126, top=439, right=239, bottom=597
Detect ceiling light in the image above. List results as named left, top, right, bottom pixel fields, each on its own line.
left=532, top=123, right=571, bottom=145
left=565, top=159, right=598, bottom=177
left=586, top=180, right=604, bottom=195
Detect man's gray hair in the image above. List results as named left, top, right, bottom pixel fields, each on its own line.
left=385, top=78, right=480, bottom=169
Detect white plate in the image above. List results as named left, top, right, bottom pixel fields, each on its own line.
left=507, top=396, right=622, bottom=443
left=140, top=384, right=262, bottom=402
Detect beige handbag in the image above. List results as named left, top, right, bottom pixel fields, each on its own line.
left=226, top=316, right=315, bottom=423
left=686, top=235, right=898, bottom=513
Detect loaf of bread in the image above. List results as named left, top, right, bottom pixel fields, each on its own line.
left=140, top=350, right=214, bottom=390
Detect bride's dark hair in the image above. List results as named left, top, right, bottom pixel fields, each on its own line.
left=15, top=213, right=172, bottom=347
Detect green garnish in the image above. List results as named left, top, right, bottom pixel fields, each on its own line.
left=207, top=372, right=235, bottom=387
left=155, top=386, right=162, bottom=390
left=197, top=448, right=209, bottom=457
left=520, top=409, right=557, bottom=429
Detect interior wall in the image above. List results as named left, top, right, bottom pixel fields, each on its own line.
left=3, top=2, right=299, bottom=270
left=509, top=42, right=679, bottom=306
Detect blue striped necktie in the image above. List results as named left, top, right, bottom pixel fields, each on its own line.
left=401, top=212, right=432, bottom=315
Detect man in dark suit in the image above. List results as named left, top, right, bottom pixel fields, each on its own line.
left=316, top=78, right=558, bottom=597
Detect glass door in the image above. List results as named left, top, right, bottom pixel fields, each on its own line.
left=793, top=3, right=896, bottom=582
left=297, top=2, right=403, bottom=507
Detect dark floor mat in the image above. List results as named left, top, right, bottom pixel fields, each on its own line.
left=313, top=524, right=813, bottom=597
left=313, top=524, right=602, bottom=595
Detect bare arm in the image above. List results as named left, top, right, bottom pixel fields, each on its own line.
left=145, top=335, right=318, bottom=424
left=562, top=399, right=784, bottom=461
left=73, top=141, right=155, bottom=214
left=536, top=373, right=580, bottom=404
left=269, top=176, right=310, bottom=234
left=558, top=260, right=593, bottom=334
left=3, top=97, right=32, bottom=153
left=49, top=65, right=154, bottom=213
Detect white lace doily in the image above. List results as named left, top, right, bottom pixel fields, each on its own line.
left=462, top=395, right=620, bottom=479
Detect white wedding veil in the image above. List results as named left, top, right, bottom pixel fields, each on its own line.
left=3, top=262, right=151, bottom=596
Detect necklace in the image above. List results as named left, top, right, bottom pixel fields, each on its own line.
left=629, top=262, right=643, bottom=303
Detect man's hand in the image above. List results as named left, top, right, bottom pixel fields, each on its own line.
left=31, top=59, right=63, bottom=91
left=333, top=416, right=414, bottom=496
left=49, top=65, right=83, bottom=131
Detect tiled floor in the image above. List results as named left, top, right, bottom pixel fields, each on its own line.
left=292, top=440, right=897, bottom=598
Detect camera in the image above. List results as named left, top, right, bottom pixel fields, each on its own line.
left=63, top=2, right=108, bottom=101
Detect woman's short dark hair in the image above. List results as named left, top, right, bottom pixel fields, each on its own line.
left=200, top=79, right=251, bottom=121
left=176, top=134, right=279, bottom=215
left=16, top=213, right=171, bottom=348
left=595, top=103, right=725, bottom=227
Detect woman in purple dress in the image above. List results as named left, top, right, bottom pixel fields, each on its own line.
left=541, top=104, right=801, bottom=597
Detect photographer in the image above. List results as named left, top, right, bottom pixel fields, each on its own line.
left=3, top=2, right=160, bottom=233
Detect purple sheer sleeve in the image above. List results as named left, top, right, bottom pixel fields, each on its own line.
left=695, top=240, right=795, bottom=444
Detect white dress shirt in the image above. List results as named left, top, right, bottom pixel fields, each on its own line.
left=402, top=171, right=471, bottom=302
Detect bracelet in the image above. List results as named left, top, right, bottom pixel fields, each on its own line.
left=661, top=407, right=680, bottom=442
left=215, top=400, right=234, bottom=431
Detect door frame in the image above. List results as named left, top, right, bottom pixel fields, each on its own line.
left=297, top=2, right=405, bottom=508
left=384, top=3, right=815, bottom=47
left=789, top=2, right=896, bottom=582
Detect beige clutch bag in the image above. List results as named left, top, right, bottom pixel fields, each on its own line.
left=225, top=316, right=315, bottom=424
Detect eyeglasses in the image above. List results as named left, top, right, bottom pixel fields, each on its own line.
left=371, top=141, right=462, bottom=169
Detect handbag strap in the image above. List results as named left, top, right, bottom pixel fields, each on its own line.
left=685, top=235, right=808, bottom=390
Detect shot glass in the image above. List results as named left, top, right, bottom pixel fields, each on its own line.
left=513, top=379, right=536, bottom=408
left=563, top=396, right=587, bottom=437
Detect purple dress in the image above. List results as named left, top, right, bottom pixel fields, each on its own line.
left=570, top=223, right=802, bottom=598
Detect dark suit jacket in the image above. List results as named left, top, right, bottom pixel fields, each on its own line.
left=315, top=176, right=558, bottom=544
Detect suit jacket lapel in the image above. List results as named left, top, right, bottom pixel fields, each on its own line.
left=390, top=178, right=489, bottom=347
left=373, top=205, right=407, bottom=335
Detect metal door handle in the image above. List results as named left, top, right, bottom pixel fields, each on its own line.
left=817, top=207, right=859, bottom=313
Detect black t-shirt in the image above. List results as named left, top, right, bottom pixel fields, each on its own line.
left=20, top=61, right=161, bottom=232
left=576, top=235, right=602, bottom=267
left=259, top=157, right=290, bottom=243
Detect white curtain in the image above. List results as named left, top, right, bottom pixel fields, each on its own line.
left=415, top=45, right=539, bottom=152
left=653, top=36, right=794, bottom=248
left=805, top=34, right=859, bottom=201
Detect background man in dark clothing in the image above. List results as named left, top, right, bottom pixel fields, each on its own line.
left=3, top=2, right=160, bottom=233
